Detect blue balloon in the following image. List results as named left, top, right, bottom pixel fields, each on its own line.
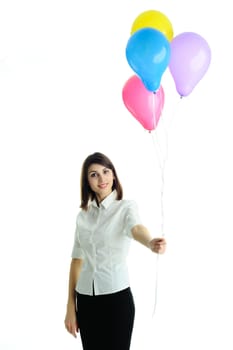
left=126, top=28, right=171, bottom=92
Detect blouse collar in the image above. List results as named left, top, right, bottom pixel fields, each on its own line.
left=91, top=190, right=117, bottom=209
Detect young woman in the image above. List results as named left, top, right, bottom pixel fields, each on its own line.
left=64, top=152, right=166, bottom=350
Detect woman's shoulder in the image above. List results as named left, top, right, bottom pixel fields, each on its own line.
left=116, top=198, right=139, bottom=209
left=75, top=208, right=87, bottom=221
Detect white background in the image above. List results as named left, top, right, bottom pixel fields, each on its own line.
left=0, top=1, right=232, bottom=349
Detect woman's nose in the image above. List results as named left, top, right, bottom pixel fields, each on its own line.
left=98, top=174, right=104, bottom=182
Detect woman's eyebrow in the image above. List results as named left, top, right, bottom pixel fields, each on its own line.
left=89, top=167, right=108, bottom=174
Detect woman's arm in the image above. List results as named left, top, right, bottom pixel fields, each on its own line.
left=64, top=258, right=83, bottom=337
left=131, top=224, right=166, bottom=254
left=66, top=258, right=83, bottom=306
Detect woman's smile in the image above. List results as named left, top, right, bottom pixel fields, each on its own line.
left=98, top=183, right=108, bottom=189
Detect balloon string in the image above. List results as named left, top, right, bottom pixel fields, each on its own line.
left=151, top=92, right=168, bottom=237
left=149, top=93, right=168, bottom=317
left=152, top=252, right=160, bottom=317
left=150, top=128, right=167, bottom=317
left=150, top=94, right=183, bottom=317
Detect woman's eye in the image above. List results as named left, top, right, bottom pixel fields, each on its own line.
left=90, top=173, right=97, bottom=178
left=103, top=169, right=110, bottom=174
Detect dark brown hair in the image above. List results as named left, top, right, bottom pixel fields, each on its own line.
left=80, top=152, right=123, bottom=210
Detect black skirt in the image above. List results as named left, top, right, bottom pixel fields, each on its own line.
left=76, top=287, right=135, bottom=350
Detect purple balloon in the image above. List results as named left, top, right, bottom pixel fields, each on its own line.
left=169, top=32, right=211, bottom=97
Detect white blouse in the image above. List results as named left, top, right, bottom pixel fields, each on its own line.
left=71, top=190, right=142, bottom=295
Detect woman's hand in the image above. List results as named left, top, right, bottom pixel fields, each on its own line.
left=149, top=237, right=166, bottom=254
left=64, top=306, right=79, bottom=338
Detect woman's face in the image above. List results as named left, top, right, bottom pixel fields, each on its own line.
left=87, top=163, right=115, bottom=202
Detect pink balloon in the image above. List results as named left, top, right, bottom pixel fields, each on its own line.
left=169, top=32, right=211, bottom=97
left=122, top=75, right=165, bottom=131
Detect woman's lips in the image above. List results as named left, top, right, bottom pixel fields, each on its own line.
left=98, top=183, right=108, bottom=189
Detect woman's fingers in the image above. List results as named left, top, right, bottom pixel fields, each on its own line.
left=150, top=238, right=167, bottom=253
left=65, top=320, right=77, bottom=338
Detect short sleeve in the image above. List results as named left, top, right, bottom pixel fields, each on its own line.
left=71, top=216, right=85, bottom=259
left=124, top=200, right=142, bottom=238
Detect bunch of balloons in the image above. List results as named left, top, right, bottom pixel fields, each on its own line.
left=122, top=9, right=212, bottom=131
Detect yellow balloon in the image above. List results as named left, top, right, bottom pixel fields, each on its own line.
left=130, top=10, right=174, bottom=42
